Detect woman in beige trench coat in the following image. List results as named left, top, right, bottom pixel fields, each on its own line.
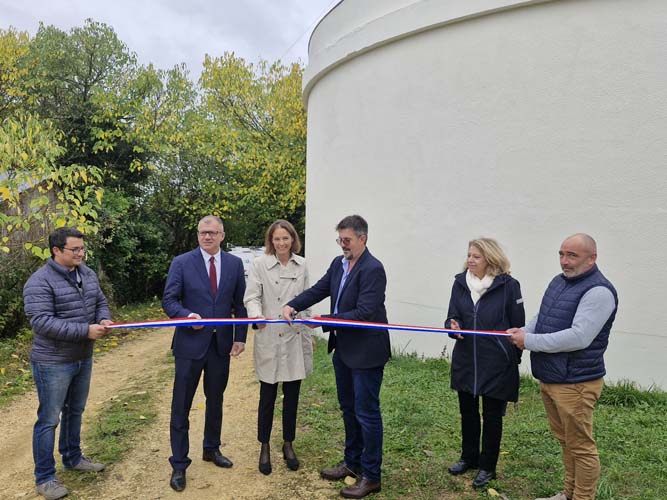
left=243, top=219, right=315, bottom=476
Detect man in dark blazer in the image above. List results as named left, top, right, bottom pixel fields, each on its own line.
left=283, top=215, right=390, bottom=499
left=162, top=215, right=248, bottom=492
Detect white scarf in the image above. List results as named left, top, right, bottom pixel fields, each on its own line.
left=466, top=270, right=494, bottom=304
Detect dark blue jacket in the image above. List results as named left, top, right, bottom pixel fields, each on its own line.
left=24, top=259, right=111, bottom=363
left=288, top=248, right=390, bottom=370
left=531, top=264, right=617, bottom=383
left=445, top=273, right=525, bottom=402
left=162, top=248, right=248, bottom=360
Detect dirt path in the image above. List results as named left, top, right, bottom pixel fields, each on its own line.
left=1, top=330, right=339, bottom=500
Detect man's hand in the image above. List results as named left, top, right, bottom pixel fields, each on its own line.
left=282, top=305, right=296, bottom=324
left=449, top=319, right=464, bottom=340
left=188, top=312, right=204, bottom=330
left=87, top=324, right=108, bottom=340
left=230, top=342, right=245, bottom=357
left=100, top=319, right=113, bottom=327
left=508, top=328, right=526, bottom=350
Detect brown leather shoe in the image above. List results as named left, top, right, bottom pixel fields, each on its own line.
left=340, top=477, right=381, bottom=499
left=320, top=461, right=362, bottom=481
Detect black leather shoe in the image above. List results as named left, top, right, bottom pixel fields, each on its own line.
left=448, top=460, right=478, bottom=475
left=472, top=469, right=496, bottom=488
left=282, top=441, right=300, bottom=471
left=340, top=477, right=382, bottom=498
left=170, top=469, right=186, bottom=492
left=320, top=461, right=362, bottom=481
left=202, top=449, right=233, bottom=468
left=259, top=443, right=272, bottom=475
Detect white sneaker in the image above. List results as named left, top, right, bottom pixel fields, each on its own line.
left=36, top=479, right=68, bottom=500
left=70, top=455, right=105, bottom=472
left=535, top=493, right=569, bottom=500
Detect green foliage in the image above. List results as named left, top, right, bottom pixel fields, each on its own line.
left=0, top=327, right=33, bottom=405
left=299, top=341, right=667, bottom=499
left=0, top=112, right=103, bottom=257
left=0, top=262, right=36, bottom=338
left=198, top=53, right=307, bottom=245
left=24, top=20, right=139, bottom=173
left=93, top=191, right=173, bottom=304
left=0, top=28, right=32, bottom=115
left=0, top=19, right=307, bottom=330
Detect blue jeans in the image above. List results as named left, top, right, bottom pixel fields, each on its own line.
left=332, top=351, right=384, bottom=482
left=31, top=357, right=93, bottom=485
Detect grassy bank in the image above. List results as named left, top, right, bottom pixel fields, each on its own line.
left=299, top=341, right=667, bottom=500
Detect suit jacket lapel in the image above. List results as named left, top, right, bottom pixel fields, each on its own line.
left=217, top=252, right=230, bottom=299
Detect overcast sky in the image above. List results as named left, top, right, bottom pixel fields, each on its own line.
left=1, top=0, right=339, bottom=77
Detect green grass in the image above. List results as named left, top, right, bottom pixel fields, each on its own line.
left=299, top=341, right=667, bottom=500
left=0, top=300, right=165, bottom=407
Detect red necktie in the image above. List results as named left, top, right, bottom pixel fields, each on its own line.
left=209, top=256, right=217, bottom=296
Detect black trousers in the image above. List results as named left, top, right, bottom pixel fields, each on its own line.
left=458, top=391, right=506, bottom=471
left=169, top=341, right=230, bottom=470
left=257, top=379, right=302, bottom=443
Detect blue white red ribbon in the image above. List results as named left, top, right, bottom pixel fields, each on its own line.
left=107, top=316, right=510, bottom=337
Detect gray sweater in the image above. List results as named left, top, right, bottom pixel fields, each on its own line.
left=24, top=258, right=111, bottom=362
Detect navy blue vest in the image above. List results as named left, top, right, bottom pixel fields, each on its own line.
left=531, top=265, right=618, bottom=383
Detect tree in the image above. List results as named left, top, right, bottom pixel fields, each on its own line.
left=198, top=53, right=307, bottom=245
left=93, top=64, right=199, bottom=303
left=22, top=19, right=148, bottom=192
left=10, top=21, right=199, bottom=304
left=0, top=112, right=103, bottom=257
left=0, top=28, right=32, bottom=117
left=0, top=20, right=309, bottom=317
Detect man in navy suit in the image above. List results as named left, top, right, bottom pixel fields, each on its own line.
left=283, top=215, right=390, bottom=499
left=162, top=215, right=248, bottom=492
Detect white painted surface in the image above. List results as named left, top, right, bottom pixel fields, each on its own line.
left=302, top=0, right=667, bottom=388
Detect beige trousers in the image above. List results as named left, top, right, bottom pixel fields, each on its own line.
left=540, top=378, right=604, bottom=500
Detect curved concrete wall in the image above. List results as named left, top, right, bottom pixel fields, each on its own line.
left=302, top=0, right=667, bottom=388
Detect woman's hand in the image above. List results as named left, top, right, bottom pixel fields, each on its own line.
left=255, top=315, right=267, bottom=330
left=449, top=319, right=464, bottom=340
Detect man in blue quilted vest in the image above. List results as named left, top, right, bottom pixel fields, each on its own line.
left=508, top=233, right=617, bottom=500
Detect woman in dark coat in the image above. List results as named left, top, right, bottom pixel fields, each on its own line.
left=445, top=238, right=525, bottom=488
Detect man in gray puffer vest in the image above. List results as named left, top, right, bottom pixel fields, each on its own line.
left=24, top=227, right=113, bottom=500
left=509, top=234, right=617, bottom=500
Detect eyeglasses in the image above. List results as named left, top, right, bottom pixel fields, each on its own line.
left=336, top=238, right=353, bottom=246
left=62, top=246, right=86, bottom=254
left=198, top=231, right=222, bottom=237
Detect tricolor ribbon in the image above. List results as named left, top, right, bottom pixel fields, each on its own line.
left=107, top=316, right=510, bottom=337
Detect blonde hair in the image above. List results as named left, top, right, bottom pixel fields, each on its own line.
left=463, top=238, right=511, bottom=277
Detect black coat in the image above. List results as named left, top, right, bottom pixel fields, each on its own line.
left=445, top=272, right=525, bottom=402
